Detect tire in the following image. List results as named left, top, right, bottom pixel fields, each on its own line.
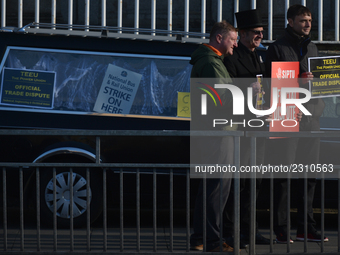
left=40, top=167, right=103, bottom=228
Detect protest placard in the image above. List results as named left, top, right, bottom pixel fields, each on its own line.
left=308, top=56, right=340, bottom=98
left=1, top=68, right=55, bottom=109
left=94, top=64, right=142, bottom=114
left=270, top=62, right=300, bottom=134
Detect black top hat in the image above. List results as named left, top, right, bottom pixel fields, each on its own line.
left=235, top=9, right=267, bottom=30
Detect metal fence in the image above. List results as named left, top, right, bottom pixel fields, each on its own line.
left=0, top=129, right=340, bottom=255
left=1, top=0, right=340, bottom=43
left=0, top=129, right=241, bottom=254
left=246, top=131, right=340, bottom=255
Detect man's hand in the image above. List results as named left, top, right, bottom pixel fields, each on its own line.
left=251, top=82, right=264, bottom=96
left=300, top=72, right=314, bottom=84
left=296, top=110, right=302, bottom=122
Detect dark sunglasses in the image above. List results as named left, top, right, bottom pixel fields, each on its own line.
left=248, top=30, right=265, bottom=35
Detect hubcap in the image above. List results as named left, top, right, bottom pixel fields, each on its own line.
left=45, top=172, right=92, bottom=219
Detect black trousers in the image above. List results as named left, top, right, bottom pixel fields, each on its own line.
left=274, top=178, right=317, bottom=234
left=190, top=136, right=234, bottom=251
left=271, top=118, right=321, bottom=235
left=191, top=178, right=233, bottom=250
left=223, top=136, right=266, bottom=237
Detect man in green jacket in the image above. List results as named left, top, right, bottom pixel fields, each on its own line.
left=190, top=20, right=238, bottom=253
left=190, top=22, right=237, bottom=80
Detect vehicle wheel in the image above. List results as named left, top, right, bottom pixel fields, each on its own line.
left=40, top=168, right=103, bottom=228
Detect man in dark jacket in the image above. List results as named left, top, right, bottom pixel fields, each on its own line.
left=265, top=4, right=327, bottom=243
left=190, top=20, right=238, bottom=252
left=223, top=9, right=270, bottom=246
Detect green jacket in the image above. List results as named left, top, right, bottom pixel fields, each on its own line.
left=190, top=44, right=232, bottom=82
left=190, top=44, right=236, bottom=130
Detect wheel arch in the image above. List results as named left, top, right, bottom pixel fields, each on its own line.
left=33, top=141, right=100, bottom=163
left=33, top=146, right=97, bottom=163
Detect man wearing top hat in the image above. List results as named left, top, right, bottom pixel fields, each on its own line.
left=223, top=9, right=271, bottom=245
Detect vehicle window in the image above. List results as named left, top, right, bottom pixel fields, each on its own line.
left=0, top=47, right=191, bottom=118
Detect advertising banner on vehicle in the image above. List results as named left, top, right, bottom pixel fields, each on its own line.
left=94, top=64, right=142, bottom=114
left=0, top=68, right=55, bottom=109
left=308, top=56, right=340, bottom=98
left=270, top=62, right=300, bottom=134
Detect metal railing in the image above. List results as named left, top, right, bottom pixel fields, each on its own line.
left=246, top=131, right=340, bottom=254
left=0, top=129, right=244, bottom=254
left=0, top=129, right=340, bottom=254
left=0, top=130, right=183, bottom=253
left=1, top=0, right=340, bottom=43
